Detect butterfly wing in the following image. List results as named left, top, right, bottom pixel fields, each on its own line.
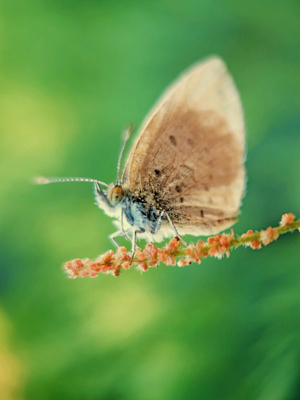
left=122, top=57, right=245, bottom=236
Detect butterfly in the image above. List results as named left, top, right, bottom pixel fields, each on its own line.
left=36, top=56, right=245, bottom=255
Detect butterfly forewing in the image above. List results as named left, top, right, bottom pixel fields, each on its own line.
left=122, top=57, right=245, bottom=236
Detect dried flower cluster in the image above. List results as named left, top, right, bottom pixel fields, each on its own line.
left=64, top=213, right=299, bottom=279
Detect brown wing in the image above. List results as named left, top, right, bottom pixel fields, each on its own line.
left=122, top=57, right=245, bottom=236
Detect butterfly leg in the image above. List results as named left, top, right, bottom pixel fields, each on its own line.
left=109, top=230, right=123, bottom=248
left=163, top=211, right=187, bottom=246
left=131, top=229, right=145, bottom=259
left=121, top=208, right=131, bottom=241
left=109, top=229, right=131, bottom=248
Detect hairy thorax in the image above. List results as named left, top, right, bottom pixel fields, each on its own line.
left=123, top=189, right=165, bottom=235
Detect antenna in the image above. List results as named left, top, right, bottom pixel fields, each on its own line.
left=116, top=125, right=134, bottom=184
left=34, top=176, right=109, bottom=188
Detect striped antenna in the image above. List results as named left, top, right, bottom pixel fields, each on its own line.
left=34, top=176, right=108, bottom=188
left=116, top=125, right=134, bottom=184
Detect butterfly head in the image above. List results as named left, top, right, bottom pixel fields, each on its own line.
left=107, top=185, right=125, bottom=206
left=92, top=182, right=126, bottom=219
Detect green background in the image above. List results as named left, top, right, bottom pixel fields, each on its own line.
left=1, top=1, right=300, bottom=399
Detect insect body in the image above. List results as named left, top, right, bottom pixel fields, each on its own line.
left=94, top=180, right=179, bottom=254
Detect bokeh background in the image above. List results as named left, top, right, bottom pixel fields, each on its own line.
left=1, top=1, right=300, bottom=399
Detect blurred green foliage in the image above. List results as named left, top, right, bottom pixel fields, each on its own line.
left=0, top=0, right=300, bottom=399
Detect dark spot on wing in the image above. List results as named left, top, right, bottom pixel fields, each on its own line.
left=169, top=135, right=177, bottom=146
left=175, top=185, right=182, bottom=193
left=200, top=210, right=204, bottom=217
left=180, top=197, right=184, bottom=203
left=129, top=109, right=243, bottom=201
left=154, top=169, right=161, bottom=176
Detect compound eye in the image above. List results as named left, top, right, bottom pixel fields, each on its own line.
left=108, top=186, right=124, bottom=206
